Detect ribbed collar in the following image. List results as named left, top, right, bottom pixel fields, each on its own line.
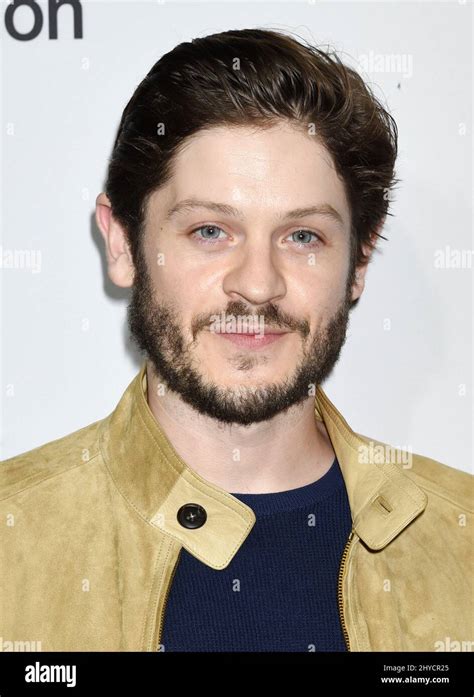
left=99, top=361, right=427, bottom=569
left=231, top=456, right=344, bottom=515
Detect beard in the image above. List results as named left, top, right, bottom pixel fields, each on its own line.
left=127, top=247, right=355, bottom=426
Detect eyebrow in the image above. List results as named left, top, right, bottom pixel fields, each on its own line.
left=164, top=198, right=345, bottom=229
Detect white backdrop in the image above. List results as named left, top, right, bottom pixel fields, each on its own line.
left=2, top=0, right=472, bottom=474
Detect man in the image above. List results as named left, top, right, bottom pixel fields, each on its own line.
left=1, top=28, right=472, bottom=653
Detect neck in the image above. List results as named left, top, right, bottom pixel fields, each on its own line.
left=145, top=362, right=336, bottom=494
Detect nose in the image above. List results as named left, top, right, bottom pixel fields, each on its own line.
left=222, top=239, right=287, bottom=307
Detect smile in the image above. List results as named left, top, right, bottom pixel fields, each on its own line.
left=215, top=332, right=289, bottom=350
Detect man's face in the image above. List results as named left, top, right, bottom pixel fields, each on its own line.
left=128, top=122, right=359, bottom=425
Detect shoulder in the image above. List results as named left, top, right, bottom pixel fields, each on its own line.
left=356, top=432, right=473, bottom=514
left=407, top=450, right=473, bottom=513
left=0, top=418, right=105, bottom=502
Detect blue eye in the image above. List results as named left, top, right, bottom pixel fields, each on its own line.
left=191, top=225, right=227, bottom=243
left=289, top=230, right=320, bottom=246
left=189, top=225, right=321, bottom=249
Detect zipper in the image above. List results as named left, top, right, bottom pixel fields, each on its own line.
left=156, top=533, right=355, bottom=651
left=155, top=547, right=181, bottom=651
left=337, top=529, right=355, bottom=651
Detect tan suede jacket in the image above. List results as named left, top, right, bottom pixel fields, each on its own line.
left=1, top=362, right=473, bottom=652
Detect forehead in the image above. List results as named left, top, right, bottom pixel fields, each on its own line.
left=148, top=123, right=350, bottom=227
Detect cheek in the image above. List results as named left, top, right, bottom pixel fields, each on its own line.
left=292, top=259, right=348, bottom=310
left=145, top=238, right=184, bottom=291
left=314, top=248, right=351, bottom=301
left=151, top=234, right=221, bottom=292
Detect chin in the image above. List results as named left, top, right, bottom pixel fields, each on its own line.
left=205, top=366, right=289, bottom=388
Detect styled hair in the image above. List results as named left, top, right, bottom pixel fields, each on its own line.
left=105, top=28, right=399, bottom=271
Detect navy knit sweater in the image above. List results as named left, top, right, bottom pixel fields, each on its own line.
left=161, top=456, right=352, bottom=652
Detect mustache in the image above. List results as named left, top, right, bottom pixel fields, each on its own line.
left=191, top=300, right=310, bottom=340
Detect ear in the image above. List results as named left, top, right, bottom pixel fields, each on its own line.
left=95, top=192, right=135, bottom=288
left=350, top=220, right=384, bottom=302
left=350, top=252, right=371, bottom=303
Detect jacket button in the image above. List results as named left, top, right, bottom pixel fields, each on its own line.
left=177, top=503, right=207, bottom=529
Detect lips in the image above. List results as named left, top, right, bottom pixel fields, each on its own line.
left=215, top=331, right=289, bottom=350
left=223, top=331, right=286, bottom=335
left=204, top=328, right=288, bottom=335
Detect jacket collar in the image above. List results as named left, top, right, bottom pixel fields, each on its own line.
left=313, top=387, right=427, bottom=551
left=99, top=361, right=427, bottom=569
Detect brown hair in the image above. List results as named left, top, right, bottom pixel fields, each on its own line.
left=105, top=28, right=399, bottom=272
